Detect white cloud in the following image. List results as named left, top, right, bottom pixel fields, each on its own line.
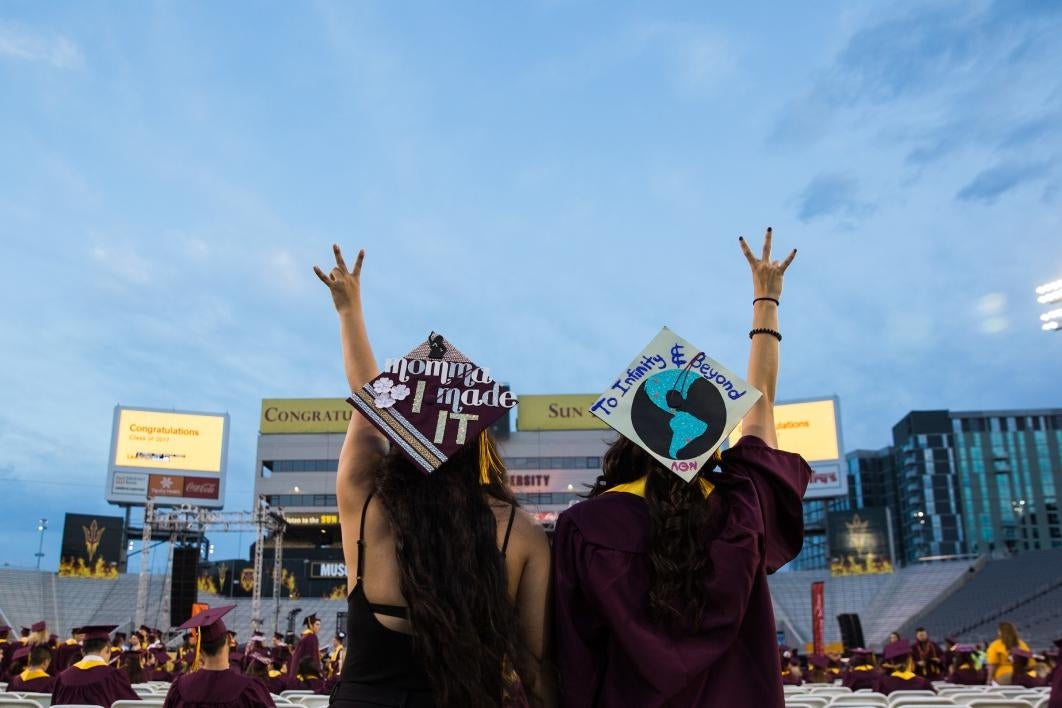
left=0, top=23, right=83, bottom=69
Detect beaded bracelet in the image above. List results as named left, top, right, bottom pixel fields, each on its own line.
left=749, top=328, right=782, bottom=341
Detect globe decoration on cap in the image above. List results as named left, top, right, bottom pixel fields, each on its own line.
left=590, top=327, right=761, bottom=482
left=348, top=332, right=517, bottom=473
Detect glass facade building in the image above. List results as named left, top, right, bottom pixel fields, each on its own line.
left=842, top=408, right=1062, bottom=566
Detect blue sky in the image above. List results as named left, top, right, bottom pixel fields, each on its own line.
left=2, top=1, right=1060, bottom=570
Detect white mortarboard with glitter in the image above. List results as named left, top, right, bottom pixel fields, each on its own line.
left=590, top=326, right=762, bottom=482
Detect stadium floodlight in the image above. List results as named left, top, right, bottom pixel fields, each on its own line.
left=35, top=518, right=48, bottom=569
left=1036, top=279, right=1062, bottom=304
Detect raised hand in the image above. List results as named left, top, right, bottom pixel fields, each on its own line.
left=314, top=244, right=364, bottom=313
left=738, top=227, right=796, bottom=300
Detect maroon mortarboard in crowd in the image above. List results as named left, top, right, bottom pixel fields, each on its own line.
left=178, top=604, right=238, bottom=644
left=30, top=621, right=46, bottom=633
left=808, top=654, right=829, bottom=669
left=0, top=625, right=11, bottom=637
left=883, top=640, right=912, bottom=661
left=347, top=333, right=517, bottom=473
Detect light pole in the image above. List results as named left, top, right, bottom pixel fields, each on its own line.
left=34, top=518, right=48, bottom=569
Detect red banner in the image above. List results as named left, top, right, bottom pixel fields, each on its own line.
left=811, top=581, right=825, bottom=655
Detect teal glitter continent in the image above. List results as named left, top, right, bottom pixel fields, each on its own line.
left=643, top=370, right=709, bottom=458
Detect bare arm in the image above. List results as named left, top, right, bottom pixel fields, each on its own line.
left=513, top=519, right=555, bottom=707
left=738, top=228, right=796, bottom=449
left=314, top=245, right=389, bottom=590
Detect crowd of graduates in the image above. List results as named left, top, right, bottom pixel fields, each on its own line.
left=0, top=610, right=346, bottom=707
left=779, top=624, right=1062, bottom=696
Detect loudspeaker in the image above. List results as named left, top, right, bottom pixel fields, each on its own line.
left=837, top=613, right=866, bottom=650
left=171, top=546, right=199, bottom=626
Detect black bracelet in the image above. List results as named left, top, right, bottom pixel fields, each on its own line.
left=749, top=328, right=782, bottom=341
left=753, top=297, right=780, bottom=306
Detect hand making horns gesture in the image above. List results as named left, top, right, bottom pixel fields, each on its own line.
left=739, top=227, right=797, bottom=299
left=314, top=244, right=365, bottom=312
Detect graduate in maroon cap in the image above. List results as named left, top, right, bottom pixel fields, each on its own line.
left=51, top=625, right=140, bottom=706
left=1011, top=647, right=1045, bottom=688
left=161, top=605, right=273, bottom=708
left=0, top=624, right=14, bottom=678
left=873, top=640, right=936, bottom=695
left=552, top=230, right=811, bottom=707
left=946, top=644, right=986, bottom=685
left=287, top=613, right=321, bottom=676
left=842, top=648, right=881, bottom=691
left=7, top=645, right=57, bottom=693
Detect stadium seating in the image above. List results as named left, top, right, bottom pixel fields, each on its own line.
left=898, top=547, right=1062, bottom=647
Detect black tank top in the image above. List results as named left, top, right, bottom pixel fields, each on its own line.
left=339, top=492, right=518, bottom=689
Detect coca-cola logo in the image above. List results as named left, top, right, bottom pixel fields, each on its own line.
left=182, top=476, right=220, bottom=499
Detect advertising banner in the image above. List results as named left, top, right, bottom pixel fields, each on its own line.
left=811, top=581, right=825, bottom=656
left=728, top=397, right=846, bottom=499
left=106, top=406, right=229, bottom=508
left=827, top=507, right=895, bottom=576
left=59, top=513, right=123, bottom=579
left=260, top=398, right=353, bottom=435
left=516, top=394, right=610, bottom=431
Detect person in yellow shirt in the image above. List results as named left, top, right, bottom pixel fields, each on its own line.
left=985, top=621, right=1033, bottom=684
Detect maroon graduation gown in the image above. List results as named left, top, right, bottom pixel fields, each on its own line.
left=947, top=666, right=986, bottom=685
left=1012, top=670, right=1046, bottom=688
left=288, top=632, right=321, bottom=675
left=873, top=673, right=935, bottom=695
left=912, top=640, right=944, bottom=679
left=1049, top=664, right=1062, bottom=708
left=842, top=667, right=882, bottom=691
left=284, top=673, right=326, bottom=694
left=52, top=642, right=84, bottom=672
left=53, top=661, right=141, bottom=706
left=7, top=670, right=57, bottom=693
left=163, top=668, right=275, bottom=708
left=553, top=435, right=811, bottom=708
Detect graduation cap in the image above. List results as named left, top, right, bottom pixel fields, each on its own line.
left=347, top=333, right=517, bottom=473
left=177, top=605, right=236, bottom=644
left=590, top=327, right=761, bottom=483
left=303, top=613, right=319, bottom=627
left=272, top=632, right=285, bottom=643
left=807, top=654, right=829, bottom=669
left=0, top=625, right=11, bottom=637
left=74, top=625, right=119, bottom=642
left=883, top=640, right=912, bottom=661
left=11, top=645, right=29, bottom=662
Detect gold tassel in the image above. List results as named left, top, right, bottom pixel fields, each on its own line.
left=191, top=630, right=201, bottom=672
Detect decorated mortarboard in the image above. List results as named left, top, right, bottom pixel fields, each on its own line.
left=75, top=625, right=119, bottom=642
left=347, top=333, right=517, bottom=473
left=883, top=640, right=912, bottom=661
left=590, top=327, right=761, bottom=482
left=177, top=605, right=236, bottom=644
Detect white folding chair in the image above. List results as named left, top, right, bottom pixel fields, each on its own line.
left=0, top=699, right=44, bottom=708
left=886, top=697, right=958, bottom=708
left=280, top=691, right=314, bottom=698
left=15, top=694, right=51, bottom=708
left=810, top=687, right=853, bottom=696
left=295, top=697, right=329, bottom=708
left=113, top=700, right=164, bottom=708
left=786, top=697, right=830, bottom=708
left=829, top=693, right=888, bottom=706
left=966, top=699, right=1036, bottom=708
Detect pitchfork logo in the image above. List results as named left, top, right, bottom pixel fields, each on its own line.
left=82, top=519, right=105, bottom=561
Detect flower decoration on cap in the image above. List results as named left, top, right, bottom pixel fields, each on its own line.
left=590, top=327, right=761, bottom=482
left=348, top=333, right=517, bottom=474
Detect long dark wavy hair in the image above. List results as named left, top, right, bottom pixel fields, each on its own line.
left=587, top=436, right=729, bottom=632
left=373, top=431, right=531, bottom=707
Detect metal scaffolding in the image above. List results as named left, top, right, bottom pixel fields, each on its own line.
left=139, top=500, right=287, bottom=633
